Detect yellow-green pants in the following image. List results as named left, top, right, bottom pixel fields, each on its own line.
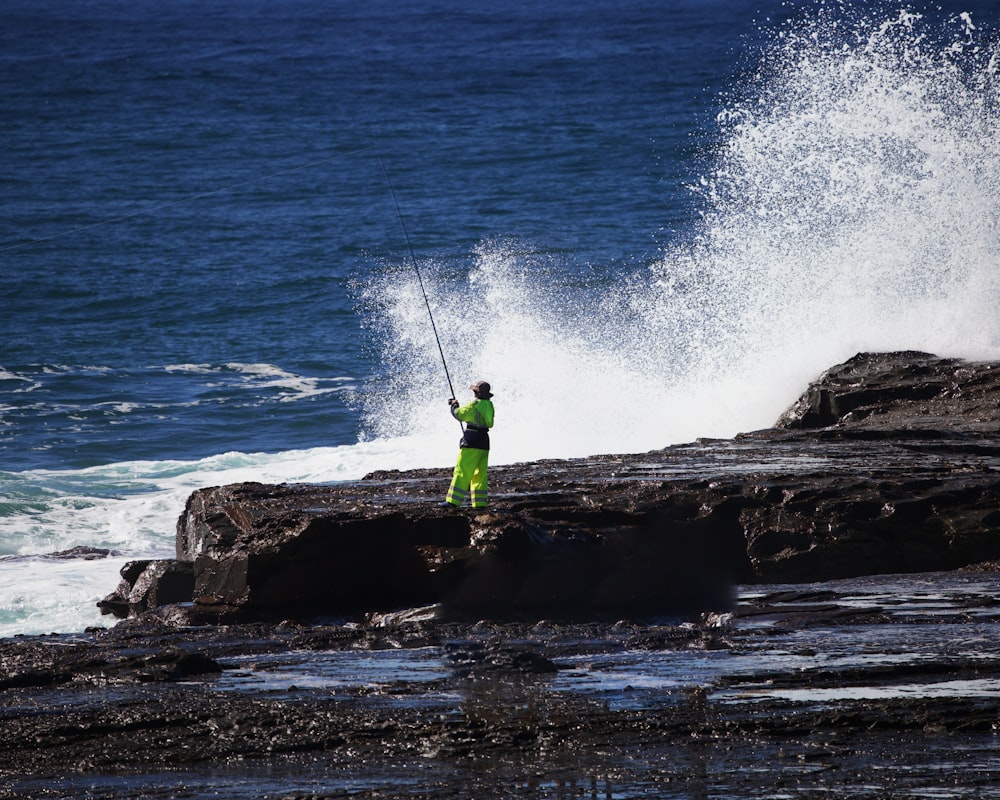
left=447, top=447, right=489, bottom=507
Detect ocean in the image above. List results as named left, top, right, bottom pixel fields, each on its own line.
left=1, top=0, right=998, bottom=637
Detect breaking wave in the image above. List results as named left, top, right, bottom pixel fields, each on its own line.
left=361, top=3, right=1000, bottom=462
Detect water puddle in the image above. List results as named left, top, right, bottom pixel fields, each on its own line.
left=212, top=647, right=450, bottom=695
left=200, top=572, right=1000, bottom=716
left=716, top=677, right=1000, bottom=703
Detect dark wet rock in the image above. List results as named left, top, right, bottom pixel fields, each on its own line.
left=48, top=546, right=119, bottom=560
left=98, top=559, right=194, bottom=618
left=444, top=641, right=560, bottom=677
left=775, top=350, right=1000, bottom=431
left=5, top=571, right=1000, bottom=797
left=0, top=631, right=222, bottom=690
left=157, top=481, right=741, bottom=623
left=1, top=545, right=119, bottom=563
left=98, top=351, right=1000, bottom=622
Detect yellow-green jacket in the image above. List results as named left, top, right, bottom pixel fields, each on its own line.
left=451, top=398, right=494, bottom=450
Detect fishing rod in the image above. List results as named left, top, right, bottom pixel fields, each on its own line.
left=376, top=148, right=458, bottom=403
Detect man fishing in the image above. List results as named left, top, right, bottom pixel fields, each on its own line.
left=445, top=381, right=495, bottom=508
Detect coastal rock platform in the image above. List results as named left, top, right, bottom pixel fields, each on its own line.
left=5, top=571, right=1000, bottom=798
left=101, top=350, right=1000, bottom=623
left=4, top=350, right=1000, bottom=798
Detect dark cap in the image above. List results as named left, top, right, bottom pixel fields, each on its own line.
left=470, top=381, right=493, bottom=398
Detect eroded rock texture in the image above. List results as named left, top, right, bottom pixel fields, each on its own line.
left=99, top=352, right=1000, bottom=622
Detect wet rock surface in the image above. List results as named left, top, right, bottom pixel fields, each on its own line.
left=100, top=351, right=1000, bottom=622
left=7, top=351, right=1000, bottom=798
left=4, top=571, right=1000, bottom=798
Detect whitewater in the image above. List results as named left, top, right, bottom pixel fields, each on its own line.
left=2, top=4, right=998, bottom=637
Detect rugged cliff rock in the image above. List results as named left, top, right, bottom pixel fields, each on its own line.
left=776, top=350, right=1000, bottom=431
left=99, top=351, right=1000, bottom=623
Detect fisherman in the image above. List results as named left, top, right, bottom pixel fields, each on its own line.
left=445, top=381, right=495, bottom=508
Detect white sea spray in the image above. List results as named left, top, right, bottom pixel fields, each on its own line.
left=364, top=3, right=1000, bottom=459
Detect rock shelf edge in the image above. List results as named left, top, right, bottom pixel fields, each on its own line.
left=99, top=351, right=1000, bottom=624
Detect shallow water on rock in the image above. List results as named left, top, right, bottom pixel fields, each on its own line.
left=217, top=647, right=447, bottom=690
left=205, top=572, right=1000, bottom=711
left=7, top=571, right=1000, bottom=799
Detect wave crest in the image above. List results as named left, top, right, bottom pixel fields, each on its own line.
left=362, top=4, right=1000, bottom=461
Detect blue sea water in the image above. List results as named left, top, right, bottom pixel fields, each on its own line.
left=1, top=0, right=998, bottom=636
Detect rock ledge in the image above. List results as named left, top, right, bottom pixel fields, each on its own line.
left=100, top=352, right=1000, bottom=623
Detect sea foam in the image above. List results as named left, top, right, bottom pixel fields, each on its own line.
left=0, top=436, right=454, bottom=636
left=363, top=3, right=1000, bottom=460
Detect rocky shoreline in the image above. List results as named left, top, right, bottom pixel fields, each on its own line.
left=5, top=571, right=1000, bottom=798
left=100, top=350, right=1000, bottom=623
left=4, top=351, right=1000, bottom=799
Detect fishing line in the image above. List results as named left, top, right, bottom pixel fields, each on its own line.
left=375, top=147, right=458, bottom=403
left=0, top=146, right=378, bottom=255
